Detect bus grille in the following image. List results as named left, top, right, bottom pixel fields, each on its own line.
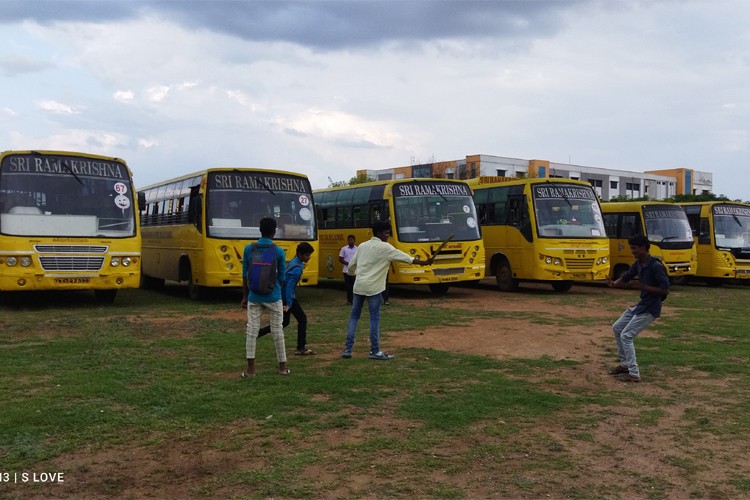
left=565, top=258, right=594, bottom=270
left=35, top=245, right=108, bottom=254
left=39, top=256, right=105, bottom=271
left=433, top=267, right=465, bottom=276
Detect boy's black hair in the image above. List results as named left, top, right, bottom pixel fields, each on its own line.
left=296, top=242, right=315, bottom=255
left=628, top=233, right=650, bottom=251
left=259, top=217, right=277, bottom=237
left=372, top=220, right=392, bottom=237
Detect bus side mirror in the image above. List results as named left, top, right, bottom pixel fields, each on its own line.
left=137, top=192, right=146, bottom=211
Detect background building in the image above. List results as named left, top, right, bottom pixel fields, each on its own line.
left=357, top=154, right=714, bottom=201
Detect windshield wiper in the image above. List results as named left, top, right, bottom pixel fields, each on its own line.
left=545, top=180, right=572, bottom=207
left=233, top=169, right=275, bottom=195
left=31, top=151, right=84, bottom=185
left=62, top=160, right=84, bottom=186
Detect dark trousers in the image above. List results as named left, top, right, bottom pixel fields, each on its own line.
left=258, top=299, right=307, bottom=351
left=344, top=273, right=355, bottom=304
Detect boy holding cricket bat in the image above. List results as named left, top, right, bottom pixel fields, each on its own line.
left=341, top=220, right=434, bottom=360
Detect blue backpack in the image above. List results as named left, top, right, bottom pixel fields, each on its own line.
left=248, top=243, right=278, bottom=295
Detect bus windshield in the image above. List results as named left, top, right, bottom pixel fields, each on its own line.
left=0, top=153, right=136, bottom=237
left=643, top=205, right=693, bottom=243
left=206, top=171, right=316, bottom=240
left=532, top=183, right=606, bottom=238
left=712, top=204, right=750, bottom=249
left=392, top=181, right=481, bottom=242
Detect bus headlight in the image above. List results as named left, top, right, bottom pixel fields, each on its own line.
left=7, top=257, right=17, bottom=266
left=122, top=257, right=132, bottom=267
left=596, top=257, right=608, bottom=265
left=111, top=257, right=120, bottom=267
left=220, top=245, right=228, bottom=253
left=540, top=254, right=562, bottom=266
left=224, top=254, right=231, bottom=261
left=471, top=252, right=477, bottom=258
left=226, top=263, right=234, bottom=270
left=20, top=256, right=32, bottom=267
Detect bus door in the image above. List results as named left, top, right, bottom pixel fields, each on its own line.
left=613, top=212, right=641, bottom=270
left=507, top=194, right=532, bottom=275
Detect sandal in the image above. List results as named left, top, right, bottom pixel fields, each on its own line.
left=295, top=349, right=315, bottom=355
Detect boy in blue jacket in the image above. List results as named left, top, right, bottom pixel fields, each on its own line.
left=258, top=242, right=315, bottom=355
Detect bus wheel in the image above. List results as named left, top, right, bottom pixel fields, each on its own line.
left=551, top=280, right=574, bottom=292
left=495, top=261, right=519, bottom=292
left=94, top=290, right=117, bottom=303
left=187, top=267, right=205, bottom=300
left=429, top=284, right=450, bottom=295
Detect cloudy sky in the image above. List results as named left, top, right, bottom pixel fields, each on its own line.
left=1, top=0, right=748, bottom=199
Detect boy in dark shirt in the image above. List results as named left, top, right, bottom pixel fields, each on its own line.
left=258, top=242, right=315, bottom=355
left=606, top=233, right=670, bottom=382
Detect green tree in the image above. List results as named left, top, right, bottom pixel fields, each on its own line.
left=668, top=192, right=731, bottom=202
left=605, top=195, right=651, bottom=202
left=327, top=173, right=375, bottom=187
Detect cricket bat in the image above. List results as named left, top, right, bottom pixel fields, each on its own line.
left=432, top=234, right=455, bottom=257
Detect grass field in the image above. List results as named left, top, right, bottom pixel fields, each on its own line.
left=0, top=281, right=749, bottom=498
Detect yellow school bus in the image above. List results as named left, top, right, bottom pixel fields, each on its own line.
left=678, top=201, right=750, bottom=285
left=314, top=179, right=484, bottom=294
left=469, top=177, right=609, bottom=292
left=139, top=168, right=318, bottom=299
left=601, top=201, right=696, bottom=280
left=0, top=150, right=141, bottom=302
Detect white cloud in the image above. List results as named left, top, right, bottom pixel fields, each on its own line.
left=146, top=85, right=171, bottom=103
left=138, top=138, right=158, bottom=148
left=36, top=100, right=82, bottom=114
left=2, top=107, right=19, bottom=117
left=7, top=129, right=129, bottom=154
left=279, top=108, right=407, bottom=150
left=114, top=90, right=134, bottom=102
left=226, top=90, right=258, bottom=111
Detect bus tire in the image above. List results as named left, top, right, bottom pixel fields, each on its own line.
left=495, top=260, right=519, bottom=292
left=551, top=280, right=574, bottom=292
left=94, top=289, right=117, bottom=303
left=429, top=284, right=450, bottom=295
left=187, top=267, right=205, bottom=300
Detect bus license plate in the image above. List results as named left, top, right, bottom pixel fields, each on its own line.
left=439, top=276, right=460, bottom=282
left=54, top=278, right=90, bottom=284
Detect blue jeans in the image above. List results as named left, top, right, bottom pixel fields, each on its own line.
left=345, top=293, right=382, bottom=354
left=612, top=306, right=655, bottom=378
